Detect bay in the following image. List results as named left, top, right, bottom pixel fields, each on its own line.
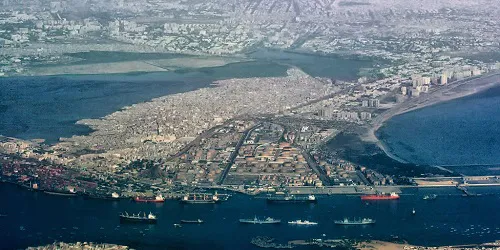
left=377, top=85, right=500, bottom=168
left=0, top=50, right=375, bottom=144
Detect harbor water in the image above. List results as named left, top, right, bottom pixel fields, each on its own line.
left=1, top=184, right=499, bottom=249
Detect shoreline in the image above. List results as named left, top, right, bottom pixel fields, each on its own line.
left=356, top=240, right=500, bottom=250
left=363, top=72, right=500, bottom=165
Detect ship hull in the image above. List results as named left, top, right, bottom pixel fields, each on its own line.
left=180, top=200, right=217, bottom=204
left=134, top=198, right=164, bottom=203
left=361, top=196, right=399, bottom=201
left=180, top=220, right=204, bottom=224
left=266, top=199, right=317, bottom=203
left=119, top=217, right=157, bottom=224
left=44, top=191, right=77, bottom=196
left=239, top=220, right=281, bottom=224
left=335, top=222, right=375, bottom=225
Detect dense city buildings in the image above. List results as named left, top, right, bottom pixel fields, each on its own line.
left=1, top=0, right=500, bottom=197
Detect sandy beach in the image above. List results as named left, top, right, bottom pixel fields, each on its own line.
left=26, top=57, right=247, bottom=76
left=362, top=72, right=500, bottom=164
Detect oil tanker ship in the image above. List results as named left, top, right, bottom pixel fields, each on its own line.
left=266, top=194, right=317, bottom=203
left=119, top=212, right=157, bottom=224
left=361, top=192, right=399, bottom=201
left=134, top=194, right=165, bottom=203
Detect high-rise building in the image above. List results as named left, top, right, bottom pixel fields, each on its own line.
left=360, top=112, right=372, bottom=120
left=440, top=73, right=448, bottom=85
left=401, top=86, right=407, bottom=96
left=411, top=88, right=420, bottom=97
left=472, top=68, right=481, bottom=76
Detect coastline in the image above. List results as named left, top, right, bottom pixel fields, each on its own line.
left=363, top=72, right=500, bottom=164
left=22, top=57, right=249, bottom=77
left=356, top=240, right=500, bottom=250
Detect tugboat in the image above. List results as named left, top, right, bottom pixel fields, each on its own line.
left=361, top=192, right=399, bottom=201
left=288, top=220, right=318, bottom=225
left=334, top=218, right=375, bottom=225
left=181, top=193, right=220, bottom=204
left=266, top=194, right=317, bottom=203
left=134, top=194, right=165, bottom=203
left=180, top=219, right=204, bottom=224
left=119, top=212, right=157, bottom=224
left=239, top=216, right=281, bottom=224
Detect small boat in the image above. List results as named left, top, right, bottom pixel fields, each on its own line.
left=180, top=219, right=204, bottom=224
left=412, top=208, right=416, bottom=215
left=288, top=220, right=318, bottom=225
left=423, top=194, right=437, bottom=200
left=174, top=224, right=182, bottom=228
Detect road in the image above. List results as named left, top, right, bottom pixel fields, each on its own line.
left=301, top=150, right=332, bottom=186
left=217, top=123, right=262, bottom=185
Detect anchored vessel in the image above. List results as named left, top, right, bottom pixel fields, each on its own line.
left=44, top=187, right=77, bottom=196
left=119, top=212, right=157, bottom=224
left=361, top=192, right=399, bottom=200
left=134, top=194, right=165, bottom=203
left=288, top=220, right=318, bottom=225
left=181, top=193, right=220, bottom=204
left=334, top=218, right=375, bottom=225
left=180, top=219, right=204, bottom=224
left=266, top=194, right=317, bottom=203
left=239, top=216, right=281, bottom=224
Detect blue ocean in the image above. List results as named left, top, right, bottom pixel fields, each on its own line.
left=377, top=85, right=500, bottom=168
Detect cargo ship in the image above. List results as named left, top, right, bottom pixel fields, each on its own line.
left=239, top=216, right=281, bottom=224
left=44, top=187, right=77, bottom=196
left=288, top=220, right=318, bottom=225
left=181, top=193, right=220, bottom=204
left=361, top=192, right=399, bottom=201
left=180, top=219, right=204, bottom=224
left=266, top=194, right=317, bottom=203
left=119, top=212, right=157, bottom=224
left=334, top=218, right=375, bottom=225
left=134, top=194, right=165, bottom=203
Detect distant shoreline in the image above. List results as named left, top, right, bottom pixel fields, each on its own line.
left=356, top=240, right=500, bottom=250
left=363, top=72, right=500, bottom=165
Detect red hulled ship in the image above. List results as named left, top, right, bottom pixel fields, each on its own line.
left=134, top=194, right=165, bottom=203
left=361, top=192, right=400, bottom=201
